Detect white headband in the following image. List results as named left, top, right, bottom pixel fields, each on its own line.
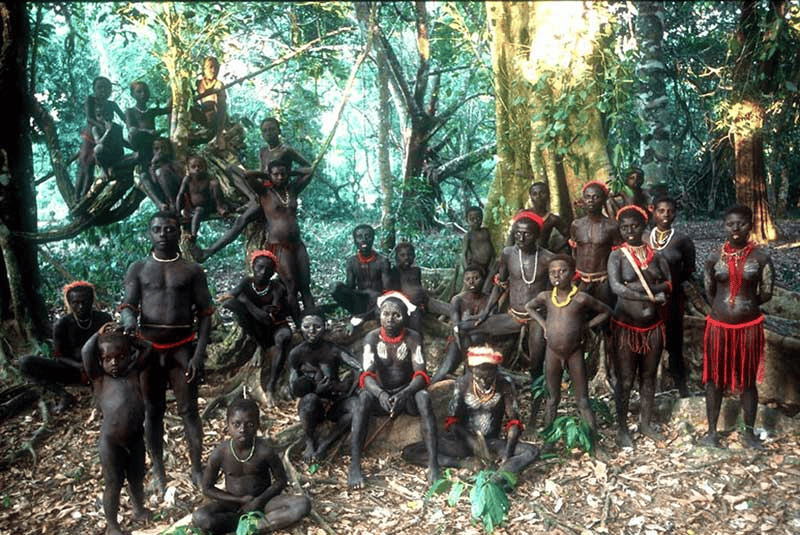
left=377, top=291, right=417, bottom=314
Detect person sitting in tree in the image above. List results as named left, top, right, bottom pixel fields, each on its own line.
left=648, top=195, right=696, bottom=397
left=468, top=211, right=554, bottom=379
left=76, top=76, right=127, bottom=198
left=388, top=241, right=450, bottom=335
left=120, top=210, right=214, bottom=492
left=606, top=167, right=650, bottom=222
left=288, top=313, right=358, bottom=462
left=348, top=292, right=439, bottom=488
left=463, top=206, right=495, bottom=287
left=403, top=346, right=539, bottom=475
left=220, top=250, right=292, bottom=406
left=191, top=56, right=228, bottom=148
left=176, top=154, right=227, bottom=241
left=431, top=265, right=491, bottom=383
left=331, top=224, right=392, bottom=323
left=569, top=180, right=622, bottom=305
left=82, top=322, right=153, bottom=535
left=527, top=181, right=571, bottom=252
left=196, top=160, right=315, bottom=323
left=148, top=137, right=183, bottom=211
left=607, top=205, right=672, bottom=448
left=192, top=398, right=311, bottom=535
left=524, top=254, right=612, bottom=436
left=701, top=205, right=773, bottom=449
left=125, top=80, right=170, bottom=195
left=18, top=281, right=113, bottom=412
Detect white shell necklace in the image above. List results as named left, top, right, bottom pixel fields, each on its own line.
left=649, top=227, right=674, bottom=251
left=518, top=246, right=539, bottom=285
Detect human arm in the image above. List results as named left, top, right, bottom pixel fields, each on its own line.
left=242, top=445, right=287, bottom=513
left=175, top=175, right=190, bottom=214
left=380, top=257, right=392, bottom=293
left=81, top=333, right=102, bottom=380
left=201, top=446, right=249, bottom=506
left=291, top=169, right=314, bottom=196
left=288, top=347, right=314, bottom=398
left=360, top=335, right=391, bottom=412
left=524, top=293, right=548, bottom=334
left=501, top=380, right=523, bottom=462
left=186, top=268, right=214, bottom=384
left=477, top=250, right=509, bottom=323
left=704, top=254, right=718, bottom=303
left=111, top=101, right=126, bottom=123
left=608, top=251, right=656, bottom=302
left=387, top=335, right=428, bottom=413
left=120, top=263, right=142, bottom=335
left=758, top=251, right=775, bottom=305
left=582, top=294, right=613, bottom=329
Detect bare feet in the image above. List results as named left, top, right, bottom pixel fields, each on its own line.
left=348, top=464, right=365, bottom=489
left=427, top=465, right=441, bottom=484
left=105, top=524, right=125, bottom=535
left=615, top=429, right=634, bottom=448
left=742, top=431, right=765, bottom=450
left=191, top=469, right=203, bottom=489
left=699, top=431, right=721, bottom=448
left=151, top=474, right=167, bottom=498
left=132, top=507, right=152, bottom=524
left=302, top=440, right=316, bottom=463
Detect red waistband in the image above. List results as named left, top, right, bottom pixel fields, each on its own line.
left=705, top=315, right=764, bottom=330
left=144, top=333, right=197, bottom=351
left=611, top=318, right=664, bottom=332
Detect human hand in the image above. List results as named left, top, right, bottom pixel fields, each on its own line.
left=653, top=292, right=666, bottom=305
left=315, top=376, right=332, bottom=395
left=378, top=391, right=392, bottom=413
left=185, top=355, right=204, bottom=384
left=389, top=389, right=411, bottom=416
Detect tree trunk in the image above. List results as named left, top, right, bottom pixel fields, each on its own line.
left=485, top=1, right=612, bottom=244
left=636, top=1, right=672, bottom=186
left=156, top=4, right=194, bottom=157
left=0, top=2, right=50, bottom=343
left=377, top=48, right=395, bottom=251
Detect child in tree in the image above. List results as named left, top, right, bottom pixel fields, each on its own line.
left=176, top=154, right=227, bottom=240
left=463, top=206, right=495, bottom=292
left=221, top=250, right=292, bottom=406
left=192, top=398, right=311, bottom=534
left=192, top=56, right=228, bottom=148
left=82, top=322, right=153, bottom=535
left=525, top=255, right=612, bottom=435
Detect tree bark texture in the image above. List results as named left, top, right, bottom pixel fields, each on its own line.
left=635, top=1, right=672, bottom=186
left=377, top=48, right=395, bottom=251
left=485, top=1, right=611, bottom=244
left=0, top=2, right=50, bottom=341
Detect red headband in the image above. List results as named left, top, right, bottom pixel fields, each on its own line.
left=581, top=180, right=609, bottom=195
left=512, top=210, right=544, bottom=231
left=616, top=204, right=649, bottom=223
left=63, top=280, right=94, bottom=297
left=250, top=250, right=278, bottom=266
left=467, top=346, right=503, bottom=366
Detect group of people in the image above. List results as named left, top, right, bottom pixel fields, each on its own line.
left=41, top=63, right=776, bottom=534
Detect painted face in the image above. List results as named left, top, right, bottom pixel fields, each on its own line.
left=93, top=78, right=112, bottom=100
left=132, top=84, right=149, bottom=105
left=188, top=158, right=206, bottom=177
left=463, top=270, right=484, bottom=292
left=67, top=288, right=94, bottom=319
left=354, top=228, right=374, bottom=255
left=619, top=215, right=645, bottom=245
left=472, top=363, right=497, bottom=392
left=300, top=315, right=325, bottom=344
left=261, top=121, right=280, bottom=145
left=513, top=220, right=539, bottom=251
left=227, top=409, right=258, bottom=447
left=724, top=212, right=752, bottom=247
left=252, top=256, right=275, bottom=287
left=396, top=248, right=414, bottom=269
left=582, top=185, right=606, bottom=214
left=269, top=165, right=288, bottom=188
left=653, top=202, right=676, bottom=231
left=149, top=216, right=179, bottom=251
left=548, top=259, right=574, bottom=289
left=99, top=338, right=130, bottom=378
left=466, top=210, right=482, bottom=230
left=529, top=184, right=549, bottom=210
left=379, top=300, right=405, bottom=336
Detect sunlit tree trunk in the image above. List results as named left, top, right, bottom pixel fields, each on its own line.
left=0, top=2, right=50, bottom=343
left=729, top=0, right=779, bottom=243
left=155, top=5, right=194, bottom=156
left=485, top=1, right=612, bottom=243
left=636, top=1, right=671, bottom=186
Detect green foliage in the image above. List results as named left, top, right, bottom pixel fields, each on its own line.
left=539, top=415, right=594, bottom=455
left=530, top=374, right=548, bottom=400
left=589, top=397, right=613, bottom=426
left=427, top=468, right=517, bottom=534
left=236, top=510, right=265, bottom=535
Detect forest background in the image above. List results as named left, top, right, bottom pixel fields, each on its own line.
left=1, top=0, right=800, bottom=376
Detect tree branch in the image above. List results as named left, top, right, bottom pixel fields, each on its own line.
left=432, top=142, right=496, bottom=179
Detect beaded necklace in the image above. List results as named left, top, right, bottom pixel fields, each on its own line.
left=74, top=313, right=93, bottom=330
left=721, top=241, right=755, bottom=306
left=251, top=282, right=270, bottom=296
left=472, top=379, right=496, bottom=404
left=151, top=252, right=180, bottom=263
left=518, top=246, right=539, bottom=285
left=229, top=439, right=255, bottom=463
left=621, top=243, right=654, bottom=269
left=649, top=227, right=675, bottom=251
left=379, top=328, right=405, bottom=344
left=358, top=251, right=376, bottom=264
left=551, top=285, right=579, bottom=307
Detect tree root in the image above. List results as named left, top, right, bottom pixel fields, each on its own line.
left=2, top=399, right=50, bottom=471
left=282, top=439, right=338, bottom=535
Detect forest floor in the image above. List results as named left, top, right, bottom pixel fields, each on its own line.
left=1, top=219, right=799, bottom=535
